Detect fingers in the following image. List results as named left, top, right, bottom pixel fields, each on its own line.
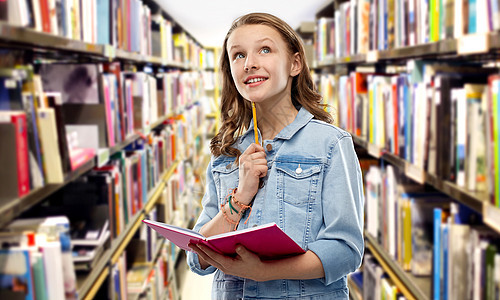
left=243, top=142, right=265, bottom=154
left=248, top=151, right=266, bottom=160
left=237, top=143, right=268, bottom=201
left=189, top=243, right=224, bottom=270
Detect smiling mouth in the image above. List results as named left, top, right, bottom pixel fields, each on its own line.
left=245, top=77, right=268, bottom=84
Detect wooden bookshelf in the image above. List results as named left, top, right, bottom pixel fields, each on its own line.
left=0, top=116, right=174, bottom=229
left=0, top=22, right=185, bottom=68
left=0, top=158, right=95, bottom=228
left=127, top=239, right=166, bottom=300
left=350, top=135, right=495, bottom=222
left=365, top=233, right=430, bottom=300
left=315, top=0, right=335, bottom=18
left=0, top=1, right=211, bottom=299
left=0, top=21, right=105, bottom=56
left=316, top=31, right=500, bottom=67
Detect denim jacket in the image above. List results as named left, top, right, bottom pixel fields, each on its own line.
left=187, top=107, right=364, bottom=299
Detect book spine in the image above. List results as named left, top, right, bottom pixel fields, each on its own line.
left=0, top=113, right=31, bottom=197
left=455, top=89, right=467, bottom=187
left=433, top=208, right=442, bottom=300
left=102, top=74, right=116, bottom=147
left=42, top=241, right=65, bottom=300
left=495, top=80, right=500, bottom=206
left=96, top=0, right=110, bottom=45
left=402, top=196, right=412, bottom=270
left=485, top=244, right=497, bottom=300
left=39, top=0, right=51, bottom=33
left=13, top=113, right=30, bottom=197
left=441, top=222, right=449, bottom=300
left=469, top=0, right=477, bottom=33
left=32, top=252, right=49, bottom=300
left=37, top=108, right=64, bottom=183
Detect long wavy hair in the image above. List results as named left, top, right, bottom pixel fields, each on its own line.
left=210, top=13, right=332, bottom=158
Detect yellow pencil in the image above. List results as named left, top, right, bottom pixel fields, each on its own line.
left=251, top=102, right=259, bottom=145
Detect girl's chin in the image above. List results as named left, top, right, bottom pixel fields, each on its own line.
left=243, top=94, right=267, bottom=102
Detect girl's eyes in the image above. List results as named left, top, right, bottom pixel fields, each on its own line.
left=260, top=47, right=271, bottom=54
left=233, top=47, right=271, bottom=59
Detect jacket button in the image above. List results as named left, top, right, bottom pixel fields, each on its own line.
left=266, top=144, right=272, bottom=151
left=295, top=166, right=302, bottom=174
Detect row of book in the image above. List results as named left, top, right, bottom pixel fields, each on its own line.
left=1, top=0, right=207, bottom=68
left=0, top=143, right=197, bottom=299
left=0, top=216, right=79, bottom=300
left=0, top=61, right=206, bottom=205
left=120, top=157, right=207, bottom=299
left=362, top=254, right=407, bottom=300
left=105, top=175, right=184, bottom=299
left=120, top=234, right=174, bottom=300
left=315, top=0, right=500, bottom=60
left=317, top=61, right=500, bottom=206
left=364, top=163, right=500, bottom=299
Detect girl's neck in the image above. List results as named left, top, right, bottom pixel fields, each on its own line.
left=255, top=97, right=298, bottom=141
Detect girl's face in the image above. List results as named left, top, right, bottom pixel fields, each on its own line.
left=226, top=24, right=301, bottom=104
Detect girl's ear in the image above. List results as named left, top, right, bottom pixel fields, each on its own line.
left=290, top=52, right=302, bottom=77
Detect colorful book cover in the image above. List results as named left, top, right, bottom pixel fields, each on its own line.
left=0, top=249, right=34, bottom=300
left=39, top=63, right=100, bottom=105
left=143, top=220, right=305, bottom=260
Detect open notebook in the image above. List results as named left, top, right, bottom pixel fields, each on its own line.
left=143, top=220, right=305, bottom=260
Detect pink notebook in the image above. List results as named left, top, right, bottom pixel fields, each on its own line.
left=142, top=220, right=305, bottom=260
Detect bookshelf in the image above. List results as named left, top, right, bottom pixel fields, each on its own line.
left=0, top=1, right=212, bottom=300
left=0, top=22, right=186, bottom=68
left=313, top=0, right=500, bottom=299
left=0, top=113, right=175, bottom=229
left=351, top=135, right=489, bottom=215
left=317, top=31, right=500, bottom=68
left=365, top=233, right=430, bottom=300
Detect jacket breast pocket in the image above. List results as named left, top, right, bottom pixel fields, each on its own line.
left=212, top=160, right=239, bottom=205
left=275, top=160, right=322, bottom=206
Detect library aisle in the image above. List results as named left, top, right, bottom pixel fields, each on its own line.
left=3, top=0, right=500, bottom=300
left=179, top=262, right=214, bottom=300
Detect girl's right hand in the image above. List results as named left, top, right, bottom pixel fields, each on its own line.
left=236, top=143, right=267, bottom=205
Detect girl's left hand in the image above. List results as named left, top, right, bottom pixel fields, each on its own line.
left=188, top=243, right=268, bottom=282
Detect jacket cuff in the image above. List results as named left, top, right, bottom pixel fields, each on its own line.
left=307, top=239, right=362, bottom=285
left=186, top=250, right=217, bottom=275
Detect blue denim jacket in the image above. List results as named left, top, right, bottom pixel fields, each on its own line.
left=187, top=107, right=364, bottom=299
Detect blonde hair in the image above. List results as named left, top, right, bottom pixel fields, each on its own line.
left=210, top=13, right=332, bottom=158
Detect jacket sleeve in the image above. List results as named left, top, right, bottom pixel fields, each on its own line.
left=307, top=134, right=365, bottom=285
left=186, top=157, right=218, bottom=275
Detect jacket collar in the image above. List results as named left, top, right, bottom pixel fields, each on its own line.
left=241, top=106, right=313, bottom=142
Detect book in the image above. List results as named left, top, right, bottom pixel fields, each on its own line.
left=39, top=63, right=100, bottom=105
left=363, top=254, right=384, bottom=300
left=143, top=220, right=306, bottom=260
left=45, top=92, right=71, bottom=174
left=0, top=111, right=30, bottom=202
left=7, top=216, right=77, bottom=299
left=21, top=92, right=44, bottom=190
left=0, top=249, right=35, bottom=300
left=37, top=107, right=64, bottom=183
